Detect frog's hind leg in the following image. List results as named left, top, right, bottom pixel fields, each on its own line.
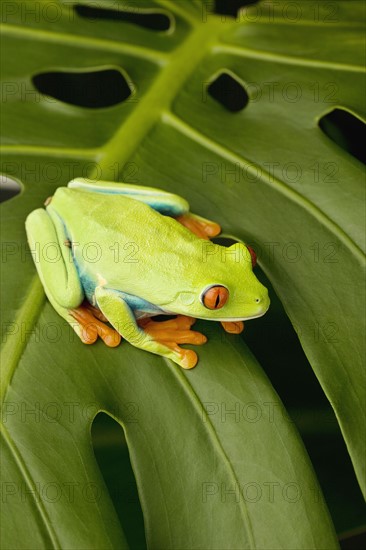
left=25, top=208, right=120, bottom=347
left=68, top=178, right=189, bottom=216
left=48, top=179, right=219, bottom=239
left=68, top=178, right=222, bottom=237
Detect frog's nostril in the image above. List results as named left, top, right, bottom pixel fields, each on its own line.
left=255, top=298, right=261, bottom=304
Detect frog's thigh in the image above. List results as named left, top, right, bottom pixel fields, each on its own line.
left=68, top=178, right=189, bottom=216
left=95, top=287, right=195, bottom=368
left=25, top=208, right=83, bottom=308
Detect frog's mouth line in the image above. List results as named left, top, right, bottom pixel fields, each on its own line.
left=160, top=305, right=270, bottom=322
left=197, top=307, right=270, bottom=322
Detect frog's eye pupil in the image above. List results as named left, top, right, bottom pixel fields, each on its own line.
left=202, top=286, right=229, bottom=310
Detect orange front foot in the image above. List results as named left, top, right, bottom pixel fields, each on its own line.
left=70, top=301, right=121, bottom=347
left=176, top=213, right=221, bottom=240
left=221, top=321, right=244, bottom=334
left=138, top=315, right=207, bottom=369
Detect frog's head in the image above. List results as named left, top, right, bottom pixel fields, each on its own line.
left=167, top=242, right=270, bottom=321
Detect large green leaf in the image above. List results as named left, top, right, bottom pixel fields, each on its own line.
left=1, top=0, right=364, bottom=548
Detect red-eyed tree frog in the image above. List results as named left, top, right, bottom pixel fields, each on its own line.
left=25, top=178, right=269, bottom=369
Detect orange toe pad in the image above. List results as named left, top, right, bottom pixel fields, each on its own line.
left=70, top=302, right=121, bottom=347
left=221, top=321, right=244, bottom=334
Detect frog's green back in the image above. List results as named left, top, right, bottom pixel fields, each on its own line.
left=50, top=186, right=203, bottom=290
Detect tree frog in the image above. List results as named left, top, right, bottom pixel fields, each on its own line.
left=25, top=178, right=269, bottom=369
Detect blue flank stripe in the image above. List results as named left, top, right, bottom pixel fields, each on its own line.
left=78, top=272, right=163, bottom=317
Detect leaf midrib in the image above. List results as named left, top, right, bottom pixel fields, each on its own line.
left=90, top=18, right=226, bottom=172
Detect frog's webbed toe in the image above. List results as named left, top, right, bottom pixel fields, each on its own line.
left=138, top=315, right=207, bottom=369
left=70, top=301, right=122, bottom=347
left=176, top=213, right=221, bottom=239
left=221, top=321, right=244, bottom=334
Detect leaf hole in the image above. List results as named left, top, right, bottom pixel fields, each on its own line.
left=208, top=71, right=249, bottom=112
left=74, top=4, right=172, bottom=31
left=214, top=0, right=259, bottom=17
left=319, top=108, right=365, bottom=165
left=91, top=412, right=147, bottom=549
left=211, top=236, right=239, bottom=247
left=32, top=69, right=132, bottom=108
left=0, top=174, right=22, bottom=202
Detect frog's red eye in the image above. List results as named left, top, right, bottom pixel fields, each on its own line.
left=247, top=246, right=257, bottom=268
left=202, top=286, right=229, bottom=310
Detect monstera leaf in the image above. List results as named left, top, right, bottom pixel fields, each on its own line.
left=1, top=1, right=365, bottom=548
